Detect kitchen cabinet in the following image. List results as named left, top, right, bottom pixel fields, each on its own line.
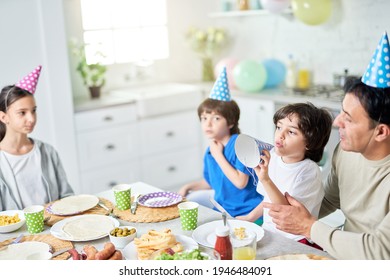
left=138, top=111, right=203, bottom=191
left=234, top=96, right=276, bottom=144
left=74, top=103, right=140, bottom=194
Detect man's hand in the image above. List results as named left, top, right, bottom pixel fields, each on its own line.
left=262, top=193, right=317, bottom=239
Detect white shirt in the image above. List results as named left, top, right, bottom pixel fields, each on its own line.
left=257, top=148, right=324, bottom=240
left=2, top=144, right=48, bottom=207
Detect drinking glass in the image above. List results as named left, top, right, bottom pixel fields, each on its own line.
left=231, top=229, right=257, bottom=260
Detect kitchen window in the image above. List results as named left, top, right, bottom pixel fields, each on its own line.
left=80, top=0, right=169, bottom=65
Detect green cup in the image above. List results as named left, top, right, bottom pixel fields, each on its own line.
left=113, top=184, right=131, bottom=210
left=23, top=205, right=45, bottom=234
left=178, top=201, right=199, bottom=231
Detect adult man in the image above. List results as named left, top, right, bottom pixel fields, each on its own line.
left=263, top=32, right=390, bottom=259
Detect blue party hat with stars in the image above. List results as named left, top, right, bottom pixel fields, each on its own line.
left=209, top=67, right=231, bottom=101
left=361, top=31, right=390, bottom=88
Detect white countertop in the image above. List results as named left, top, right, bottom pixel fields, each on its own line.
left=74, top=82, right=342, bottom=113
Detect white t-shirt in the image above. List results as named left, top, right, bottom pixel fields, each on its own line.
left=257, top=148, right=324, bottom=240
left=2, top=144, right=48, bottom=207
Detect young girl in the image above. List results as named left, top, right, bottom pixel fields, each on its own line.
left=0, top=66, right=74, bottom=211
left=236, top=103, right=333, bottom=244
left=178, top=67, right=263, bottom=218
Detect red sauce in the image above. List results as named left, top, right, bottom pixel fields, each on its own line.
left=214, top=226, right=232, bottom=260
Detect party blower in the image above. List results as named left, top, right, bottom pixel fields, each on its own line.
left=234, top=134, right=273, bottom=168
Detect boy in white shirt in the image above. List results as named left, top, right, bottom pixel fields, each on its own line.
left=237, top=102, right=332, bottom=247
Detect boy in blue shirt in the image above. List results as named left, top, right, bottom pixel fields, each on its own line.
left=178, top=67, right=263, bottom=220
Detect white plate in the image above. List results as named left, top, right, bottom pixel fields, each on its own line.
left=50, top=214, right=119, bottom=241
left=0, top=241, right=50, bottom=260
left=122, top=234, right=198, bottom=260
left=192, top=220, right=264, bottom=248
left=0, top=210, right=25, bottom=233
left=47, top=194, right=99, bottom=216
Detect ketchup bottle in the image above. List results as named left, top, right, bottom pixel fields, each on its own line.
left=214, top=226, right=232, bottom=260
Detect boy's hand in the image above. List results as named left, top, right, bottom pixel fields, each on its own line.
left=209, top=140, right=224, bottom=159
left=254, top=149, right=271, bottom=182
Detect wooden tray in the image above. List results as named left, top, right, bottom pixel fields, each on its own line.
left=0, top=234, right=74, bottom=260
left=113, top=197, right=180, bottom=223
left=44, top=197, right=113, bottom=226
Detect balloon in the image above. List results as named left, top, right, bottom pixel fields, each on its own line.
left=261, top=0, right=291, bottom=14
left=233, top=60, right=267, bottom=92
left=262, top=59, right=287, bottom=88
left=292, top=0, right=332, bottom=25
left=215, top=58, right=239, bottom=88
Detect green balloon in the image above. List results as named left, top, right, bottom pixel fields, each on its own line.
left=233, top=60, right=267, bottom=92
left=292, top=0, right=332, bottom=26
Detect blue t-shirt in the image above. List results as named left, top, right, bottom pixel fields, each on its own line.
left=203, top=134, right=263, bottom=217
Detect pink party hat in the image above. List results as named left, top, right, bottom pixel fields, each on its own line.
left=15, top=65, right=42, bottom=94
left=361, top=32, right=390, bottom=88
left=209, top=66, right=231, bottom=101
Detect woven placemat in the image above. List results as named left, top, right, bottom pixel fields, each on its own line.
left=44, top=197, right=113, bottom=226
left=113, top=197, right=180, bottom=223
left=0, top=234, right=73, bottom=260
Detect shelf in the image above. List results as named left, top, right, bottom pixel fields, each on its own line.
left=209, top=8, right=292, bottom=18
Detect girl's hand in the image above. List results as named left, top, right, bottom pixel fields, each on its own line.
left=254, top=149, right=271, bottom=182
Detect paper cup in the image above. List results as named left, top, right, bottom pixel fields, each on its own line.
left=178, top=201, right=199, bottom=231
left=235, top=134, right=273, bottom=168
left=23, top=205, right=44, bottom=234
left=113, top=184, right=131, bottom=210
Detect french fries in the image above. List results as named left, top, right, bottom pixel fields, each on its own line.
left=133, top=229, right=183, bottom=260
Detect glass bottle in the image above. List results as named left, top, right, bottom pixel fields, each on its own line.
left=285, top=54, right=297, bottom=89
left=214, top=226, right=232, bottom=260
left=237, top=0, right=249, bottom=11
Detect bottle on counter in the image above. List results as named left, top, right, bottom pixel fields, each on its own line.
left=214, top=226, right=232, bottom=260
left=285, top=54, right=297, bottom=89
left=237, top=0, right=249, bottom=10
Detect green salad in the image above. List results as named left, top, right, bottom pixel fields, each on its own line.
left=155, top=249, right=209, bottom=260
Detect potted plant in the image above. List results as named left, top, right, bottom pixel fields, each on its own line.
left=69, top=39, right=107, bottom=99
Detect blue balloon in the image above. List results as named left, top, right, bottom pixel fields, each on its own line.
left=262, top=59, right=287, bottom=88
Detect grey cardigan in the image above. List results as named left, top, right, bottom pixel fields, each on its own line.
left=0, top=138, right=74, bottom=211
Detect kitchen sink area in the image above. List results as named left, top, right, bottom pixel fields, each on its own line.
left=109, top=83, right=202, bottom=118
left=74, top=83, right=203, bottom=117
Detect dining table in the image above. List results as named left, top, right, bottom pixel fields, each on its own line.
left=0, top=181, right=333, bottom=260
